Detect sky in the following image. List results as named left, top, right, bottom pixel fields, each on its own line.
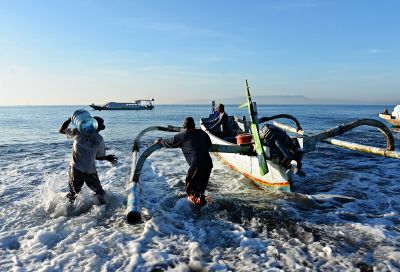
left=0, top=0, right=399, bottom=105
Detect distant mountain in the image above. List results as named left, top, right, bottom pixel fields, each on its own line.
left=181, top=95, right=361, bottom=105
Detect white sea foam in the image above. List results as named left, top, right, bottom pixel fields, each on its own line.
left=1, top=105, right=399, bottom=271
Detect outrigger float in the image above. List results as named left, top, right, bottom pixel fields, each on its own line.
left=125, top=80, right=400, bottom=224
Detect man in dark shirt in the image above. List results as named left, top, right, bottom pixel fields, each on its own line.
left=155, top=117, right=213, bottom=206
left=203, top=103, right=232, bottom=138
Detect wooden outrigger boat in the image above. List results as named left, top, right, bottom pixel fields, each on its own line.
left=124, top=80, right=400, bottom=223
left=200, top=119, right=292, bottom=192
left=200, top=81, right=400, bottom=193
left=379, top=106, right=400, bottom=127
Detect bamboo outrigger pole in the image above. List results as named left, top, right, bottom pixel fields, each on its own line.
left=322, top=138, right=400, bottom=159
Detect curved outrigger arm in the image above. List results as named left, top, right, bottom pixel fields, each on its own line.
left=259, top=114, right=303, bottom=132
left=132, top=125, right=184, bottom=152
left=127, top=125, right=183, bottom=224
left=272, top=119, right=400, bottom=160
left=126, top=143, right=162, bottom=224
left=312, top=119, right=394, bottom=151
left=126, top=125, right=256, bottom=224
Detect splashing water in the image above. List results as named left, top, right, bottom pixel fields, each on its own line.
left=0, top=105, right=399, bottom=271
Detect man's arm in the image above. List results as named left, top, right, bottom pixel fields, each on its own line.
left=202, top=115, right=219, bottom=125
left=208, top=114, right=224, bottom=130
left=154, top=134, right=182, bottom=148
left=59, top=117, right=72, bottom=134
left=96, top=155, right=118, bottom=164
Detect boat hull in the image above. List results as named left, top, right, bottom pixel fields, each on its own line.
left=201, top=124, right=291, bottom=192
left=379, top=113, right=400, bottom=127
left=90, top=104, right=154, bottom=111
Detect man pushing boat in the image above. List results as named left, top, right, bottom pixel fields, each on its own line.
left=154, top=117, right=213, bottom=206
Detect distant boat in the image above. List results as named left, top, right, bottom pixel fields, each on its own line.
left=379, top=105, right=400, bottom=127
left=90, top=99, right=154, bottom=111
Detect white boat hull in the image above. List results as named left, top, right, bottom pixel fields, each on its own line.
left=201, top=124, right=292, bottom=192
left=379, top=113, right=400, bottom=127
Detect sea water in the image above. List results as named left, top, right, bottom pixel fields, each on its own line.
left=0, top=104, right=399, bottom=271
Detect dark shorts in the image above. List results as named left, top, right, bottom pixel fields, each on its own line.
left=185, top=165, right=212, bottom=196
left=67, top=166, right=105, bottom=201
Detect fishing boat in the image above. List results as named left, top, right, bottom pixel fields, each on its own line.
left=124, top=80, right=400, bottom=223
left=90, top=99, right=154, bottom=111
left=379, top=105, right=400, bottom=127
left=200, top=118, right=293, bottom=192
left=198, top=82, right=307, bottom=192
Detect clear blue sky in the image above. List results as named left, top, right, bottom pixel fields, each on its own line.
left=0, top=0, right=399, bottom=105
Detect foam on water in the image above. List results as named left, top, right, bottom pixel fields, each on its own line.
left=1, top=105, right=400, bottom=271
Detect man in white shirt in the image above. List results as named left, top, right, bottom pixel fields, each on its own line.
left=59, top=116, right=117, bottom=205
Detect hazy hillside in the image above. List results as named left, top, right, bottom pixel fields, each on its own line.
left=182, top=95, right=363, bottom=105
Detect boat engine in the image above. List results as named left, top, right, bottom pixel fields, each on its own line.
left=260, top=124, right=304, bottom=176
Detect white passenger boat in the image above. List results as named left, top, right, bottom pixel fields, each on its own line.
left=90, top=99, right=154, bottom=111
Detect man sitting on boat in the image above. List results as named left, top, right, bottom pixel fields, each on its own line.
left=154, top=117, right=213, bottom=206
left=202, top=103, right=233, bottom=139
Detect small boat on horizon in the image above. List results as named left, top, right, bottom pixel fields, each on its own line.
left=379, top=105, right=400, bottom=127
left=90, top=99, right=154, bottom=111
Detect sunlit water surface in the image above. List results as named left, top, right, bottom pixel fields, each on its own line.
left=0, top=105, right=399, bottom=271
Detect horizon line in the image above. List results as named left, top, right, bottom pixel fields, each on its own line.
left=0, top=103, right=395, bottom=107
